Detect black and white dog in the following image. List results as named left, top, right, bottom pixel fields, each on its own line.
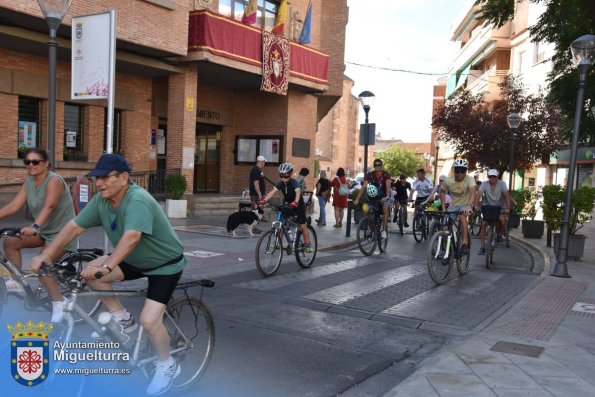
left=226, top=207, right=264, bottom=236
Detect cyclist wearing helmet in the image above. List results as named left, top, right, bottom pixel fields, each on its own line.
left=354, top=159, right=392, bottom=239
left=440, top=159, right=477, bottom=255
left=260, top=163, right=313, bottom=252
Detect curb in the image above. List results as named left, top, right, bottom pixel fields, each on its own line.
left=319, top=238, right=358, bottom=252
left=509, top=235, right=551, bottom=277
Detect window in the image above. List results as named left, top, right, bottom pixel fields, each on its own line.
left=104, top=109, right=123, bottom=153
left=219, top=0, right=279, bottom=31
left=18, top=97, right=40, bottom=151
left=235, top=136, right=282, bottom=164
left=64, top=103, right=84, bottom=160
left=533, top=43, right=546, bottom=64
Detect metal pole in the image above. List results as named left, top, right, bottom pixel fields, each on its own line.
left=46, top=17, right=60, bottom=171
left=434, top=145, right=439, bottom=185
left=345, top=199, right=352, bottom=237
left=552, top=63, right=591, bottom=278
left=363, top=107, right=369, bottom=174
left=105, top=10, right=117, bottom=154
left=508, top=129, right=515, bottom=190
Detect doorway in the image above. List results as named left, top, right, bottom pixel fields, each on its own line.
left=194, top=124, right=221, bottom=193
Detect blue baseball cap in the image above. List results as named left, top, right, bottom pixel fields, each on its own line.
left=87, top=154, right=131, bottom=177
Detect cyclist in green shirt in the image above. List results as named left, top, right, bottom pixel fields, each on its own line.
left=31, top=154, right=187, bottom=396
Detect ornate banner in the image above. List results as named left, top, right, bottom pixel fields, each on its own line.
left=261, top=31, right=290, bottom=95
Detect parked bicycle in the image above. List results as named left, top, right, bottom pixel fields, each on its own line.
left=39, top=263, right=215, bottom=392
left=427, top=210, right=472, bottom=285
left=357, top=199, right=393, bottom=255
left=255, top=204, right=317, bottom=277
left=0, top=227, right=102, bottom=321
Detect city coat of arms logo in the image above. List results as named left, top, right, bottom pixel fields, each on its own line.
left=75, top=23, right=83, bottom=40
left=8, top=320, right=53, bottom=387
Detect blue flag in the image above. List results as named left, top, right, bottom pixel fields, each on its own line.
left=299, top=0, right=312, bottom=44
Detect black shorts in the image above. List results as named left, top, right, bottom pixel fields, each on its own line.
left=282, top=205, right=307, bottom=224
left=119, top=263, right=182, bottom=305
left=415, top=196, right=429, bottom=206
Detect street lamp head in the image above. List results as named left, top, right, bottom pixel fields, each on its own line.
left=423, top=152, right=430, bottom=161
left=570, top=34, right=595, bottom=67
left=507, top=113, right=522, bottom=129
left=38, top=0, right=72, bottom=20
left=358, top=90, right=375, bottom=110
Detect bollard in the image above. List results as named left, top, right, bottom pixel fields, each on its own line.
left=546, top=228, right=552, bottom=247
left=345, top=199, right=352, bottom=237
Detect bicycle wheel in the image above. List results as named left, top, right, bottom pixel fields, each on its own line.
left=0, top=274, right=6, bottom=316
left=398, top=208, right=404, bottom=236
left=378, top=218, right=388, bottom=253
left=164, top=298, right=215, bottom=389
left=255, top=230, right=283, bottom=277
left=357, top=217, right=377, bottom=256
left=485, top=226, right=493, bottom=269
left=412, top=212, right=423, bottom=243
left=427, top=231, right=453, bottom=285
left=295, top=225, right=317, bottom=268
left=470, top=213, right=481, bottom=236
left=456, top=231, right=471, bottom=275
left=62, top=253, right=102, bottom=323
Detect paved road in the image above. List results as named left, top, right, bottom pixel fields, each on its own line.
left=0, top=210, right=545, bottom=397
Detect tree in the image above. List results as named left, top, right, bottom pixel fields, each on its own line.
left=432, top=75, right=565, bottom=175
left=376, top=146, right=420, bottom=178
left=474, top=0, right=595, bottom=144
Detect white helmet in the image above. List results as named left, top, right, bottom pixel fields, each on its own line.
left=439, top=175, right=446, bottom=182
left=278, top=163, right=293, bottom=174
left=453, top=159, right=468, bottom=169
left=366, top=184, right=379, bottom=198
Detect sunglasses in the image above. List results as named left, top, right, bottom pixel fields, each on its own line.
left=374, top=164, right=382, bottom=167
left=454, top=169, right=467, bottom=174
left=279, top=174, right=290, bottom=179
left=23, top=159, right=45, bottom=166
left=488, top=175, right=497, bottom=178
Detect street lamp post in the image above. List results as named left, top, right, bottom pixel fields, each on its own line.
left=38, top=0, right=73, bottom=171
left=507, top=113, right=522, bottom=191
left=358, top=91, right=375, bottom=174
left=552, top=34, right=595, bottom=278
left=423, top=152, right=430, bottom=169
left=434, top=139, right=442, bottom=185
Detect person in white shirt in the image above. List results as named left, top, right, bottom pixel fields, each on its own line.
left=408, top=168, right=434, bottom=219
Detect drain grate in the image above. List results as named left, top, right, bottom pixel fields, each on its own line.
left=490, top=341, right=544, bottom=358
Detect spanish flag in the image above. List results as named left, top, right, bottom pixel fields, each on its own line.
left=271, top=0, right=287, bottom=35
left=241, top=0, right=258, bottom=25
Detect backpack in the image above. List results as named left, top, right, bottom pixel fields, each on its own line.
left=337, top=178, right=349, bottom=197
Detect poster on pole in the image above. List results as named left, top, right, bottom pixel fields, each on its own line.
left=71, top=12, right=112, bottom=100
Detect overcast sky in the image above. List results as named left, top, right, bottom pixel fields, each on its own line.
left=344, top=0, right=471, bottom=143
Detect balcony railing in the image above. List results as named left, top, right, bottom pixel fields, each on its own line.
left=188, top=10, right=329, bottom=86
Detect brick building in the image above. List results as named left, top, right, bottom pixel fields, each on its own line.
left=0, top=0, right=348, bottom=195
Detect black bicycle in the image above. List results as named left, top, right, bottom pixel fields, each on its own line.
left=427, top=210, right=472, bottom=285
left=412, top=203, right=430, bottom=242
left=0, top=227, right=103, bottom=320
left=255, top=204, right=317, bottom=277
left=357, top=199, right=392, bottom=255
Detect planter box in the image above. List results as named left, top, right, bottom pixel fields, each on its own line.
left=165, top=199, right=187, bottom=218
left=521, top=219, right=544, bottom=238
left=508, top=213, right=520, bottom=229
left=553, top=233, right=586, bottom=260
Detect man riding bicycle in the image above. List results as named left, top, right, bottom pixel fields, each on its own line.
left=393, top=174, right=413, bottom=227
left=260, top=163, right=313, bottom=252
left=474, top=169, right=512, bottom=255
left=408, top=168, right=434, bottom=219
left=354, top=159, right=392, bottom=238
left=440, top=159, right=477, bottom=255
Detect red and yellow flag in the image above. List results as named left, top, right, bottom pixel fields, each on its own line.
left=241, top=0, right=258, bottom=25
left=271, top=0, right=287, bottom=35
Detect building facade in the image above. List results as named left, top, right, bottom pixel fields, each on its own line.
left=0, top=0, right=348, bottom=195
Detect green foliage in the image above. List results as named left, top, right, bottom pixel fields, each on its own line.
left=511, top=186, right=541, bottom=220
left=542, top=185, right=595, bottom=234
left=164, top=173, right=187, bottom=200
left=376, top=145, right=419, bottom=178
left=474, top=0, right=595, bottom=144
left=433, top=75, right=565, bottom=173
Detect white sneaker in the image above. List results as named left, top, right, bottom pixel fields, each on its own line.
left=50, top=297, right=72, bottom=323
left=146, top=358, right=181, bottom=396
left=381, top=230, right=387, bottom=239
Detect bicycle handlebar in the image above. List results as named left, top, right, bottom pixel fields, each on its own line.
left=0, top=228, right=22, bottom=238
